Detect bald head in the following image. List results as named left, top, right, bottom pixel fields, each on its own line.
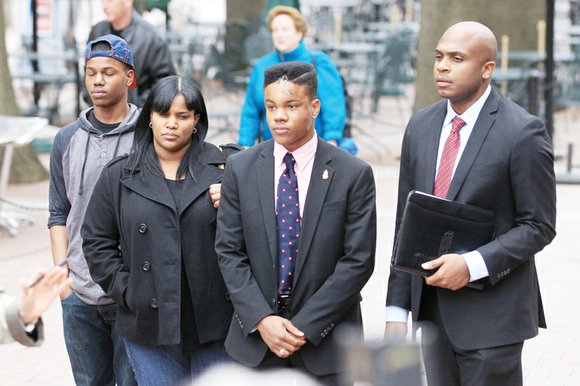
left=441, top=21, right=497, bottom=62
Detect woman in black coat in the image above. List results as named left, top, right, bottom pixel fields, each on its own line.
left=81, top=76, right=233, bottom=385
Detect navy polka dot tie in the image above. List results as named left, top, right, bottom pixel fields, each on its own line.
left=276, top=153, right=300, bottom=296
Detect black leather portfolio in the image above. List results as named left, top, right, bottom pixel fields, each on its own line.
left=391, top=191, right=496, bottom=290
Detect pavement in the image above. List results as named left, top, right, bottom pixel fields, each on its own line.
left=1, top=85, right=579, bottom=385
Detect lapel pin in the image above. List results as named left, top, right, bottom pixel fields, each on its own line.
left=322, top=169, right=329, bottom=180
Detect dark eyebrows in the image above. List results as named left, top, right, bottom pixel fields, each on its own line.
left=265, top=98, right=302, bottom=104
left=435, top=49, right=468, bottom=57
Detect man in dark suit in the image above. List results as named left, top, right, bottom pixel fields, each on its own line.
left=385, top=22, right=556, bottom=386
left=216, top=62, right=376, bottom=385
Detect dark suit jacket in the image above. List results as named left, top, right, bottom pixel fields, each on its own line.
left=387, top=88, right=556, bottom=350
left=215, top=138, right=376, bottom=376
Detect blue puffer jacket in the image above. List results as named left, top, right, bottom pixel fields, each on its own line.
left=238, top=41, right=346, bottom=146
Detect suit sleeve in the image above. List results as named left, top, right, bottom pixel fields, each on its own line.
left=478, top=116, right=556, bottom=285
left=0, top=291, right=43, bottom=346
left=81, top=166, right=130, bottom=307
left=386, top=123, right=414, bottom=310
left=291, top=164, right=376, bottom=345
left=215, top=161, right=274, bottom=336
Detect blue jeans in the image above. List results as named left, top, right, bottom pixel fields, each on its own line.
left=61, top=292, right=137, bottom=386
left=124, top=338, right=231, bottom=386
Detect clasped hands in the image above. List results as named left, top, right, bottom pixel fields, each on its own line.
left=422, top=253, right=470, bottom=291
left=256, top=315, right=306, bottom=358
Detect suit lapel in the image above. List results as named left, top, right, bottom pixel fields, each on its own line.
left=293, top=140, right=333, bottom=283
left=120, top=144, right=225, bottom=214
left=447, top=90, right=499, bottom=200
left=256, top=143, right=278, bottom=266
left=121, top=172, right=175, bottom=210
left=422, top=102, right=447, bottom=194
left=180, top=161, right=222, bottom=213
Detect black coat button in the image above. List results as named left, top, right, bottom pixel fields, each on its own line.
left=225, top=292, right=231, bottom=301
left=138, top=223, right=148, bottom=234
left=150, top=298, right=158, bottom=308
left=142, top=261, right=151, bottom=272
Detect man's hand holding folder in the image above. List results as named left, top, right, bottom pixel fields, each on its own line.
left=391, top=191, right=496, bottom=290
left=421, top=253, right=470, bottom=291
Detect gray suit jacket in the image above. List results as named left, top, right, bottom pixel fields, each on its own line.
left=216, top=138, right=376, bottom=376
left=387, top=88, right=557, bottom=350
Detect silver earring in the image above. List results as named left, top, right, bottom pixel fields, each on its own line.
left=149, top=122, right=152, bottom=129
left=192, top=127, right=198, bottom=134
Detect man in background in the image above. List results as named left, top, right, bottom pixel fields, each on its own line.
left=88, top=0, right=176, bottom=105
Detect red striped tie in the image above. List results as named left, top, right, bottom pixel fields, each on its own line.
left=433, top=116, right=466, bottom=198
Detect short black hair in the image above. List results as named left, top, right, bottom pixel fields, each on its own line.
left=91, top=41, right=112, bottom=52
left=264, top=62, right=317, bottom=99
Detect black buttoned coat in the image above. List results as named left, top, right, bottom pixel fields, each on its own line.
left=81, top=142, right=232, bottom=346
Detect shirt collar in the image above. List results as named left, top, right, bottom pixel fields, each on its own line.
left=274, top=134, right=318, bottom=172
left=444, top=85, right=492, bottom=128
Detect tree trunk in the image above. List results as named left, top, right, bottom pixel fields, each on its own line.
left=414, top=0, right=545, bottom=111
left=0, top=0, right=49, bottom=184
left=0, top=1, right=19, bottom=116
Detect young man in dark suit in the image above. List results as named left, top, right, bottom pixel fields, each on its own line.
left=216, top=62, right=376, bottom=385
left=385, top=22, right=557, bottom=386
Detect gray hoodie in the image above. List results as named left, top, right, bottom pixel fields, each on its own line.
left=48, top=105, right=139, bottom=305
